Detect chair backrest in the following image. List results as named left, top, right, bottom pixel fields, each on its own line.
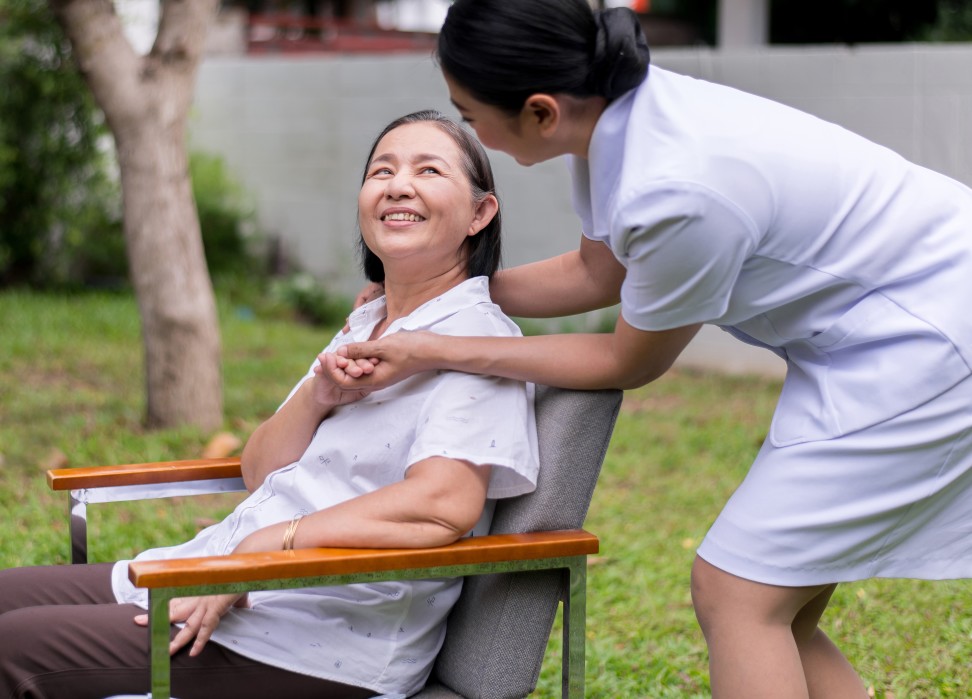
left=417, top=385, right=623, bottom=699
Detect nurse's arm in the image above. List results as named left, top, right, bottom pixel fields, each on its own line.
left=334, top=315, right=701, bottom=392
left=489, top=235, right=625, bottom=317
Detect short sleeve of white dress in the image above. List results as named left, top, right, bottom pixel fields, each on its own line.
left=613, top=183, right=760, bottom=331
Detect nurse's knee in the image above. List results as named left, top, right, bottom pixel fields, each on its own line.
left=690, top=555, right=726, bottom=635
left=691, top=556, right=833, bottom=636
left=690, top=556, right=767, bottom=634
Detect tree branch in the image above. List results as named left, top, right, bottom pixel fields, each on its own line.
left=49, top=0, right=144, bottom=128
left=153, top=0, right=219, bottom=67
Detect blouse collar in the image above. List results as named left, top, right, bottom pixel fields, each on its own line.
left=344, top=276, right=491, bottom=340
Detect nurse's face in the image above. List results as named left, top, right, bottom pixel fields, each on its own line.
left=445, top=73, right=555, bottom=167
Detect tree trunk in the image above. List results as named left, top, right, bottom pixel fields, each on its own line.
left=51, top=0, right=223, bottom=430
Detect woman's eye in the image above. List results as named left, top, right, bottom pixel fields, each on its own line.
left=370, top=167, right=393, bottom=177
left=420, top=166, right=441, bottom=175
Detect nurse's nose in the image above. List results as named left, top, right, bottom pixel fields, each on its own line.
left=385, top=171, right=416, bottom=199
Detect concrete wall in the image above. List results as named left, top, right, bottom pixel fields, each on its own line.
left=190, top=44, right=972, bottom=377
left=191, top=54, right=579, bottom=294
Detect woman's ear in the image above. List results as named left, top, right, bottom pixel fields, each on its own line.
left=521, top=93, right=561, bottom=137
left=468, top=193, right=499, bottom=237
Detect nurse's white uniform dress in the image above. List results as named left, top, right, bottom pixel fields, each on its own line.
left=570, top=66, right=972, bottom=586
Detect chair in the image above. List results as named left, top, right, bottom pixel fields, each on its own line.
left=47, top=385, right=623, bottom=699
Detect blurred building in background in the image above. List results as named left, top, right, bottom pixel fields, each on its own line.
left=119, top=1, right=959, bottom=56
left=169, top=0, right=971, bottom=377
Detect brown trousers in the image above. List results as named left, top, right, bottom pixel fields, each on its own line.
left=0, top=564, right=376, bottom=699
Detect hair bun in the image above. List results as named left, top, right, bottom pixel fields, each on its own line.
left=590, top=7, right=651, bottom=101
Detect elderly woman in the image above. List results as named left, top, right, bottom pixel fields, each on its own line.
left=0, top=110, right=539, bottom=699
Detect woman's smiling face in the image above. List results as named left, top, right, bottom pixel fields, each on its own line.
left=358, top=122, right=494, bottom=282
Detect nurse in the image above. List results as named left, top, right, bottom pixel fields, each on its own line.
left=333, top=0, right=972, bottom=697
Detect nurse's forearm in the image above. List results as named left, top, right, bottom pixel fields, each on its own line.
left=430, top=328, right=687, bottom=391
left=338, top=320, right=699, bottom=394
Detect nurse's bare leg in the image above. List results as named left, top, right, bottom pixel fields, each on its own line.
left=791, top=583, right=866, bottom=698
left=691, top=556, right=867, bottom=699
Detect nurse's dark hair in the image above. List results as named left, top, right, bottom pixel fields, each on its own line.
left=357, top=109, right=502, bottom=283
left=438, top=0, right=650, bottom=114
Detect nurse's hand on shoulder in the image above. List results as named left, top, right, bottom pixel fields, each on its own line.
left=353, top=281, right=385, bottom=309
left=341, top=281, right=386, bottom=333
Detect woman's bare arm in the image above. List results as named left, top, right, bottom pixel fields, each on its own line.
left=240, top=355, right=372, bottom=491
left=237, top=456, right=492, bottom=552
left=239, top=381, right=331, bottom=491
left=150, top=455, right=491, bottom=656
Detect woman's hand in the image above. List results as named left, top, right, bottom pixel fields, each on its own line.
left=134, top=593, right=248, bottom=657
left=129, top=521, right=292, bottom=657
left=312, top=352, right=378, bottom=403
left=327, top=331, right=436, bottom=392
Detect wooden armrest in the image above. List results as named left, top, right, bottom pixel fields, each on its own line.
left=129, top=529, right=599, bottom=589
left=47, top=458, right=243, bottom=492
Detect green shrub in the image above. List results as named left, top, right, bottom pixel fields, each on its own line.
left=918, top=0, right=972, bottom=40
left=269, top=273, right=351, bottom=327
left=0, top=0, right=119, bottom=287
left=191, top=150, right=264, bottom=280
left=0, top=0, right=267, bottom=290
left=6, top=145, right=270, bottom=291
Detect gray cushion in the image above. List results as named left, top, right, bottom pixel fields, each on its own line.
left=408, top=684, right=463, bottom=699
left=415, top=386, right=622, bottom=699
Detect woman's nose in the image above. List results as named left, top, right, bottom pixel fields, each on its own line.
left=385, top=172, right=415, bottom=199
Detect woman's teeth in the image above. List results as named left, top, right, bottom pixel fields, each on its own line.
left=383, top=212, right=424, bottom=222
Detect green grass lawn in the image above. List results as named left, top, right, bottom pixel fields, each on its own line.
left=1, top=289, right=970, bottom=697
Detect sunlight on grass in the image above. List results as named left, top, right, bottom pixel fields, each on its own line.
left=2, top=290, right=971, bottom=697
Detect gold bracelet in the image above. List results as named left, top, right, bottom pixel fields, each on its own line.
left=282, top=514, right=304, bottom=551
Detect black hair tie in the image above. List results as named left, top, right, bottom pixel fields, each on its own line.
left=590, top=8, right=651, bottom=101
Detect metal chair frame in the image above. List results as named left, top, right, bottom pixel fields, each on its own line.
left=48, top=459, right=596, bottom=699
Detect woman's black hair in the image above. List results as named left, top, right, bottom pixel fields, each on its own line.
left=438, top=0, right=650, bottom=114
left=357, top=109, right=502, bottom=283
